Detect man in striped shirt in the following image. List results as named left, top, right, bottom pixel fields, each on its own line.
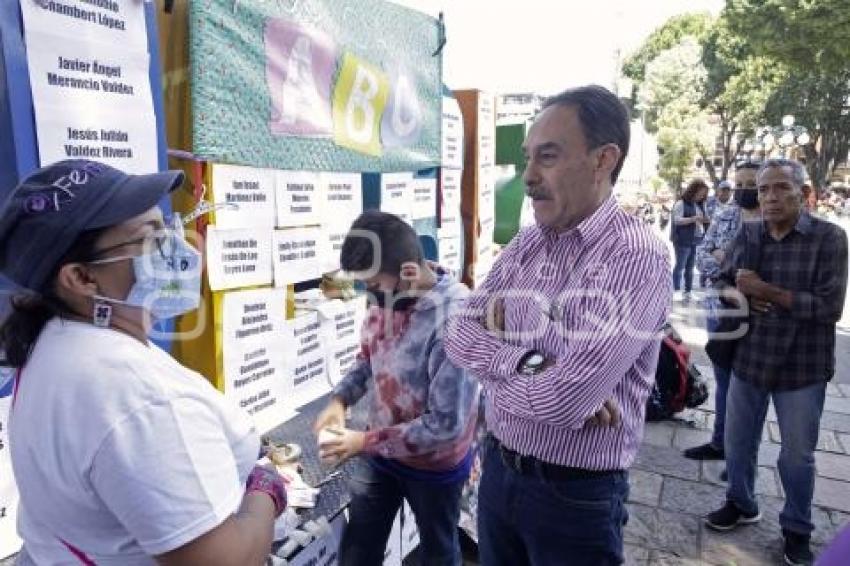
left=445, top=85, right=671, bottom=565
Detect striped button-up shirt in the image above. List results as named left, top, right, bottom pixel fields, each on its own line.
left=445, top=196, right=671, bottom=470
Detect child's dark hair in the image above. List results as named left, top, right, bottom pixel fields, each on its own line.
left=0, top=228, right=106, bottom=367
left=340, top=210, right=423, bottom=276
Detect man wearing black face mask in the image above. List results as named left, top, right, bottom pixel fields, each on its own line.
left=314, top=210, right=478, bottom=566
left=686, top=161, right=762, bottom=462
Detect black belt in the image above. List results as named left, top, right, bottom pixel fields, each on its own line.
left=489, top=436, right=623, bottom=481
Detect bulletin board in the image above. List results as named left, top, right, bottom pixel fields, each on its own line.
left=188, top=0, right=443, bottom=172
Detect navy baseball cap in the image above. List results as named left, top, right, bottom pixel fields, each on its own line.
left=0, top=160, right=184, bottom=292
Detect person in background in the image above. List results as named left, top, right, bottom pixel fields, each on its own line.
left=314, top=210, right=478, bottom=566
left=706, top=180, right=734, bottom=219
left=0, top=161, right=286, bottom=566
left=445, top=85, right=671, bottom=566
left=704, top=159, right=847, bottom=566
left=671, top=179, right=711, bottom=302
left=685, top=161, right=761, bottom=462
left=802, top=183, right=817, bottom=213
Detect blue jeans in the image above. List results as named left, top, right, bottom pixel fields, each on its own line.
left=706, top=315, right=731, bottom=449
left=477, top=438, right=629, bottom=565
left=725, top=375, right=826, bottom=535
left=339, top=458, right=463, bottom=566
left=672, top=244, right=696, bottom=292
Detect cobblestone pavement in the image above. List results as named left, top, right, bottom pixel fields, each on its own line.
left=624, top=297, right=850, bottom=565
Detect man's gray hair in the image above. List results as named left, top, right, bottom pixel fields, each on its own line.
left=758, top=158, right=807, bottom=191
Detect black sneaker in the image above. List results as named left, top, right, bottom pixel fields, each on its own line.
left=683, top=442, right=725, bottom=461
left=704, top=501, right=761, bottom=531
left=783, top=529, right=813, bottom=565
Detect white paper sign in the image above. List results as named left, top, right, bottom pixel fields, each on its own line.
left=288, top=512, right=346, bottom=566
left=441, top=96, right=464, bottom=170
left=480, top=215, right=495, bottom=244
left=276, top=171, right=324, bottom=228
left=323, top=172, right=363, bottom=221
left=401, top=501, right=421, bottom=559
left=24, top=28, right=157, bottom=173
left=206, top=227, right=274, bottom=291
left=33, top=105, right=158, bottom=174
left=439, top=169, right=462, bottom=238
left=474, top=246, right=495, bottom=288
left=438, top=237, right=462, bottom=275
left=479, top=166, right=495, bottom=220
left=384, top=511, right=403, bottom=566
left=211, top=164, right=276, bottom=229
left=25, top=29, right=153, bottom=110
left=221, top=289, right=295, bottom=433
left=321, top=221, right=357, bottom=275
left=273, top=228, right=325, bottom=286
left=321, top=298, right=366, bottom=387
left=287, top=312, right=329, bottom=408
left=441, top=168, right=462, bottom=206
left=20, top=0, right=149, bottom=50
left=411, top=177, right=437, bottom=220
left=478, top=94, right=496, bottom=168
left=380, top=172, right=413, bottom=225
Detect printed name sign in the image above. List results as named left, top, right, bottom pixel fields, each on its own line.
left=273, top=227, right=325, bottom=286
left=206, top=227, right=274, bottom=291
left=287, top=312, right=329, bottom=408
left=221, top=288, right=295, bottom=433
left=211, top=164, right=277, bottom=229
left=276, top=171, right=324, bottom=228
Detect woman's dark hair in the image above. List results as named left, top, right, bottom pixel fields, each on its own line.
left=0, top=228, right=106, bottom=367
left=681, top=179, right=710, bottom=204
left=340, top=210, right=423, bottom=276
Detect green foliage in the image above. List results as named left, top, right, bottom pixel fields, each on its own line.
left=637, top=38, right=716, bottom=188
left=725, top=0, right=850, bottom=74
left=622, top=12, right=714, bottom=84
left=724, top=0, right=850, bottom=188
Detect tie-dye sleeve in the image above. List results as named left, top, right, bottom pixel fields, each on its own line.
left=332, top=346, right=372, bottom=408
left=361, top=339, right=477, bottom=459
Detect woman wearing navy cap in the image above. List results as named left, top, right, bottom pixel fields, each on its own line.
left=0, top=160, right=285, bottom=565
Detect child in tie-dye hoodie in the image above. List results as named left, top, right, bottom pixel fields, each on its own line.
left=315, top=210, right=478, bottom=566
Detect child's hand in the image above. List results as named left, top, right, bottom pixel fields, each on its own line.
left=318, top=428, right=366, bottom=466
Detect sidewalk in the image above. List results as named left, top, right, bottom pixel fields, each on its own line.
left=624, top=297, right=850, bottom=565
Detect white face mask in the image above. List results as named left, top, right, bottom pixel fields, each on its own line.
left=90, top=233, right=202, bottom=320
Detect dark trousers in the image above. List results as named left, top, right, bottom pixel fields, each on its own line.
left=339, top=459, right=464, bottom=566
left=477, top=439, right=629, bottom=566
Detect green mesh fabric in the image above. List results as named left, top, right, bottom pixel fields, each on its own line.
left=189, top=0, right=442, bottom=172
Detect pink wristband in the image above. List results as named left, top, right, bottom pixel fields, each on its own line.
left=246, top=466, right=287, bottom=517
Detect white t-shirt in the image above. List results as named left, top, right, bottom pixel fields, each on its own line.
left=9, top=318, right=260, bottom=565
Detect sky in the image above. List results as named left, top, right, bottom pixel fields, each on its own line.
left=390, top=0, right=724, bottom=95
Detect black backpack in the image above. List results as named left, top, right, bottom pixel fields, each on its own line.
left=646, top=324, right=709, bottom=421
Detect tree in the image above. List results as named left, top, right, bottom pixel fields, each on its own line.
left=638, top=39, right=716, bottom=190
left=725, top=0, right=850, bottom=189
left=622, top=13, right=713, bottom=85
left=725, top=0, right=850, bottom=75
left=764, top=70, right=850, bottom=190
left=697, top=18, right=785, bottom=181
left=624, top=12, right=781, bottom=184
